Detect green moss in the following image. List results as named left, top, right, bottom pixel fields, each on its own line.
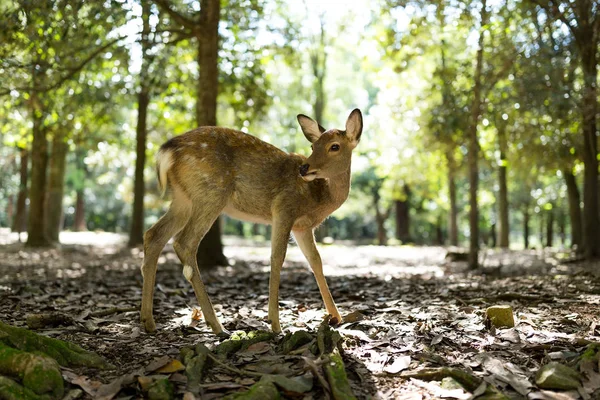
left=147, top=378, right=175, bottom=400
left=0, top=342, right=63, bottom=399
left=323, top=353, right=357, bottom=400
left=215, top=331, right=275, bottom=357
left=223, top=380, right=281, bottom=400
left=0, top=376, right=51, bottom=400
left=0, top=322, right=112, bottom=369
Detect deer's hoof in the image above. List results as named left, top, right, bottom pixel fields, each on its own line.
left=142, top=318, right=157, bottom=333
left=329, top=314, right=342, bottom=326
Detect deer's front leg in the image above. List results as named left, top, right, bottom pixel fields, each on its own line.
left=293, top=229, right=342, bottom=324
left=268, top=217, right=293, bottom=333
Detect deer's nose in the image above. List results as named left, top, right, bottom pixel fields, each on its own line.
left=299, top=164, right=310, bottom=176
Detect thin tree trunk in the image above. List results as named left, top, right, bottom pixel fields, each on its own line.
left=45, top=130, right=68, bottom=242
left=129, top=1, right=153, bottom=248
left=539, top=212, right=544, bottom=248
left=12, top=147, right=28, bottom=237
left=497, top=123, right=509, bottom=248
left=27, top=91, right=51, bottom=247
left=73, top=189, right=87, bottom=232
left=523, top=207, right=530, bottom=249
left=467, top=0, right=488, bottom=269
left=196, top=0, right=227, bottom=269
left=446, top=151, right=458, bottom=246
left=374, top=192, right=387, bottom=246
left=563, top=168, right=582, bottom=249
left=558, top=212, right=566, bottom=246
left=6, top=196, right=14, bottom=229
left=580, top=46, right=599, bottom=259
left=436, top=214, right=444, bottom=245
left=546, top=208, right=553, bottom=248
left=395, top=185, right=410, bottom=243
left=129, top=88, right=149, bottom=247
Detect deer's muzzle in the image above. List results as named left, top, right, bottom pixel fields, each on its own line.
left=299, top=164, right=310, bottom=176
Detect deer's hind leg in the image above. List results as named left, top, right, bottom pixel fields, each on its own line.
left=141, top=192, right=192, bottom=333
left=173, top=199, right=227, bottom=335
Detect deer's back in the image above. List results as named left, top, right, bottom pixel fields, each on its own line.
left=164, top=127, right=314, bottom=223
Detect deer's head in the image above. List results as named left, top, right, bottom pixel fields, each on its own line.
left=297, top=109, right=363, bottom=182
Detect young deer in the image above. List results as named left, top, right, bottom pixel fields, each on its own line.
left=140, top=109, right=363, bottom=335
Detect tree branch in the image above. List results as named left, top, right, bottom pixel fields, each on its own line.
left=153, top=0, right=197, bottom=32
left=0, top=36, right=123, bottom=97
left=529, top=0, right=580, bottom=40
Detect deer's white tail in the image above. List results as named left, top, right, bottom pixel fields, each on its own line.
left=156, top=148, right=173, bottom=197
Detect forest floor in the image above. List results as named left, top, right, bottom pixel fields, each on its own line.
left=1, top=231, right=600, bottom=399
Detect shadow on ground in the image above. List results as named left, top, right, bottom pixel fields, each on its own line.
left=1, top=236, right=599, bottom=398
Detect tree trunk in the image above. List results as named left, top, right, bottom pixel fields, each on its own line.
left=446, top=151, right=458, bottom=246
left=546, top=208, right=553, bottom=248
left=12, top=147, right=28, bottom=236
left=489, top=222, right=497, bottom=248
left=6, top=196, right=13, bottom=228
left=539, top=212, right=544, bottom=248
left=374, top=192, right=387, bottom=246
left=45, top=130, right=68, bottom=242
left=395, top=185, right=410, bottom=243
left=129, top=88, right=149, bottom=247
left=73, top=189, right=87, bottom=232
left=580, top=46, right=599, bottom=259
left=563, top=168, right=582, bottom=249
left=195, top=0, right=227, bottom=269
left=26, top=91, right=51, bottom=247
left=311, top=18, right=326, bottom=125
left=467, top=0, right=488, bottom=269
left=558, top=212, right=566, bottom=246
left=497, top=124, right=509, bottom=248
left=129, top=2, right=152, bottom=248
left=523, top=207, right=530, bottom=249
left=375, top=215, right=387, bottom=246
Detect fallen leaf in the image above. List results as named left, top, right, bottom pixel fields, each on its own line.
left=156, top=359, right=185, bottom=373
left=384, top=355, right=411, bottom=374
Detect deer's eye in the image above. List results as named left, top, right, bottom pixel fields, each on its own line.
left=330, top=144, right=340, bottom=152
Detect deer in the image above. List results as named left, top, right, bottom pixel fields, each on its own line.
left=140, top=108, right=363, bottom=335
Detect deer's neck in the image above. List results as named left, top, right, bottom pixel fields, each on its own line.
left=325, top=166, right=351, bottom=208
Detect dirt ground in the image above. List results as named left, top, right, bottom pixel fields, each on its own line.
left=1, top=231, right=600, bottom=399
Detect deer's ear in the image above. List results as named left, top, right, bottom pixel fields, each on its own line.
left=297, top=114, right=325, bottom=143
left=345, top=109, right=363, bottom=146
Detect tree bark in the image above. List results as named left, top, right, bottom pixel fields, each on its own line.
left=26, top=91, right=51, bottom=247
left=546, top=208, right=553, bottom=248
left=523, top=207, right=530, bottom=249
left=395, top=185, right=410, bottom=243
left=497, top=123, right=509, bottom=248
left=12, top=147, right=28, bottom=236
left=195, top=0, right=227, bottom=268
left=45, top=130, right=68, bottom=242
left=446, top=151, right=458, bottom=246
left=6, top=196, right=14, bottom=229
left=563, top=168, right=582, bottom=249
left=129, top=3, right=153, bottom=248
left=73, top=189, right=87, bottom=232
left=129, top=88, right=149, bottom=247
left=580, top=45, right=599, bottom=259
left=538, top=212, right=544, bottom=248
left=467, top=0, right=488, bottom=269
left=374, top=192, right=388, bottom=246
left=311, top=17, right=326, bottom=125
